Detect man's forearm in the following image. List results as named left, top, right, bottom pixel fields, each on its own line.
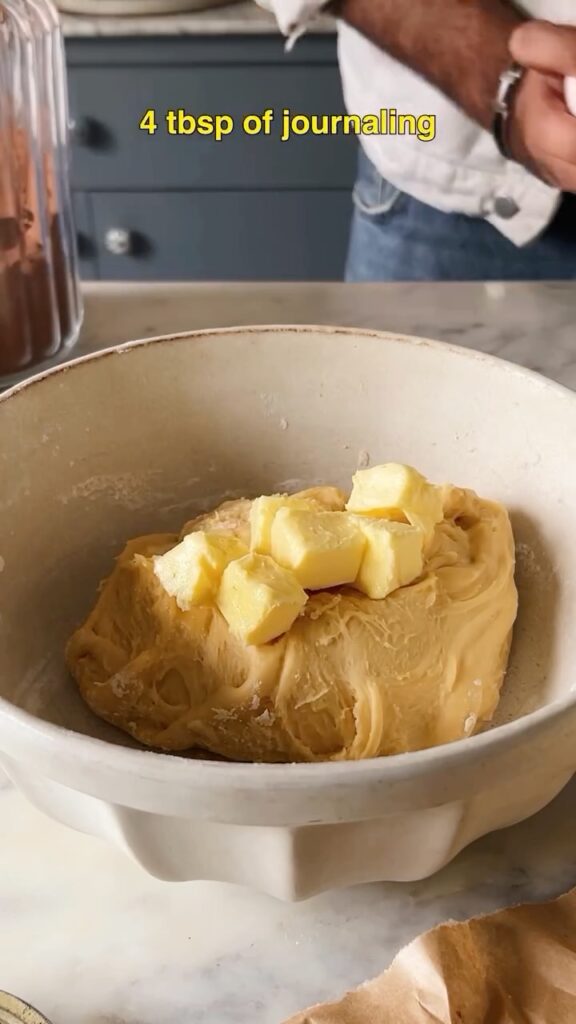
left=331, top=0, right=527, bottom=130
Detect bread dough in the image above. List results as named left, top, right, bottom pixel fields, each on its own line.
left=66, top=484, right=518, bottom=762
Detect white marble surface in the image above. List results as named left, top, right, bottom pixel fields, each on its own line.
left=60, top=1, right=334, bottom=37
left=3, top=280, right=576, bottom=1024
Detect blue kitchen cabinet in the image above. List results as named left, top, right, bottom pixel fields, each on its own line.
left=65, top=35, right=356, bottom=281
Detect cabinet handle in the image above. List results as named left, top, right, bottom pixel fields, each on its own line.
left=104, top=228, right=134, bottom=256
left=69, top=116, right=108, bottom=149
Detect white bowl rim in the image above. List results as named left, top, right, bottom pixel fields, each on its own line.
left=1, top=322, right=575, bottom=789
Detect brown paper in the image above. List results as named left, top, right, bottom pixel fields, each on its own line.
left=286, top=887, right=576, bottom=1023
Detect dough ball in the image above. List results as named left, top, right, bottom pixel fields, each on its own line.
left=66, top=484, right=517, bottom=762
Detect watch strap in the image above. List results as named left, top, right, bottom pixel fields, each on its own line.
left=492, top=62, right=525, bottom=161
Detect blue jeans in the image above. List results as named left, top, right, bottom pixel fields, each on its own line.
left=346, top=148, right=576, bottom=282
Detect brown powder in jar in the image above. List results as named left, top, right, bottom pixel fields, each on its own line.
left=0, top=225, right=73, bottom=378
left=0, top=261, right=74, bottom=377
left=0, top=117, right=74, bottom=379
left=50, top=213, right=73, bottom=346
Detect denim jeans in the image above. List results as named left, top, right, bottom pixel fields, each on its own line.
left=345, top=148, right=576, bottom=282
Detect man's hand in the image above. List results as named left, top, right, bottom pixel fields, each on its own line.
left=508, top=21, right=576, bottom=190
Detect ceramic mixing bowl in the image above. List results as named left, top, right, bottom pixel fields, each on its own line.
left=0, top=326, right=575, bottom=900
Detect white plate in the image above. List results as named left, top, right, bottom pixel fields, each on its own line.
left=56, top=0, right=239, bottom=15
left=0, top=992, right=52, bottom=1024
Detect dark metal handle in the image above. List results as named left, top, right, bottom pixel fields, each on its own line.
left=69, top=116, right=106, bottom=149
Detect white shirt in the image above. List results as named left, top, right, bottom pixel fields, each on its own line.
left=258, top=0, right=576, bottom=245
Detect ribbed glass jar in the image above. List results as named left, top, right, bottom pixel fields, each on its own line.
left=0, top=0, right=82, bottom=383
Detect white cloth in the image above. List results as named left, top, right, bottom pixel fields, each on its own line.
left=257, top=0, right=576, bottom=245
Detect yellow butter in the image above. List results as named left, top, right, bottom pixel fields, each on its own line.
left=352, top=518, right=424, bottom=600
left=270, top=509, right=365, bottom=591
left=346, top=463, right=444, bottom=540
left=153, top=532, right=247, bottom=610
left=250, top=494, right=322, bottom=554
left=217, top=553, right=308, bottom=645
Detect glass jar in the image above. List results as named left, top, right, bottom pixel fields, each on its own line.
left=0, top=0, right=82, bottom=384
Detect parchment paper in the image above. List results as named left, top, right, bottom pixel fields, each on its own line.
left=286, top=887, right=576, bottom=1023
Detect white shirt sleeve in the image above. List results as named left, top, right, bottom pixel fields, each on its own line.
left=255, top=0, right=330, bottom=38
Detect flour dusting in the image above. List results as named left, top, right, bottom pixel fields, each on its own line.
left=58, top=471, right=160, bottom=510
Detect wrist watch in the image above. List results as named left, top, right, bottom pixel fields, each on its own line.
left=492, top=62, right=525, bottom=161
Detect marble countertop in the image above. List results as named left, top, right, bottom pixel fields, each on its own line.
left=73, top=280, right=576, bottom=390
left=60, top=1, right=334, bottom=38
left=2, top=280, right=576, bottom=1024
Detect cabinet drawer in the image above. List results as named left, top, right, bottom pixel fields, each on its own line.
left=68, top=64, right=356, bottom=191
left=91, top=190, right=352, bottom=281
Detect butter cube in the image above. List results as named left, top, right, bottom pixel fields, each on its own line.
left=270, top=509, right=365, bottom=590
left=217, top=553, right=308, bottom=645
left=353, top=518, right=424, bottom=600
left=346, top=463, right=444, bottom=540
left=153, top=532, right=247, bottom=610
left=250, top=494, right=322, bottom=554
